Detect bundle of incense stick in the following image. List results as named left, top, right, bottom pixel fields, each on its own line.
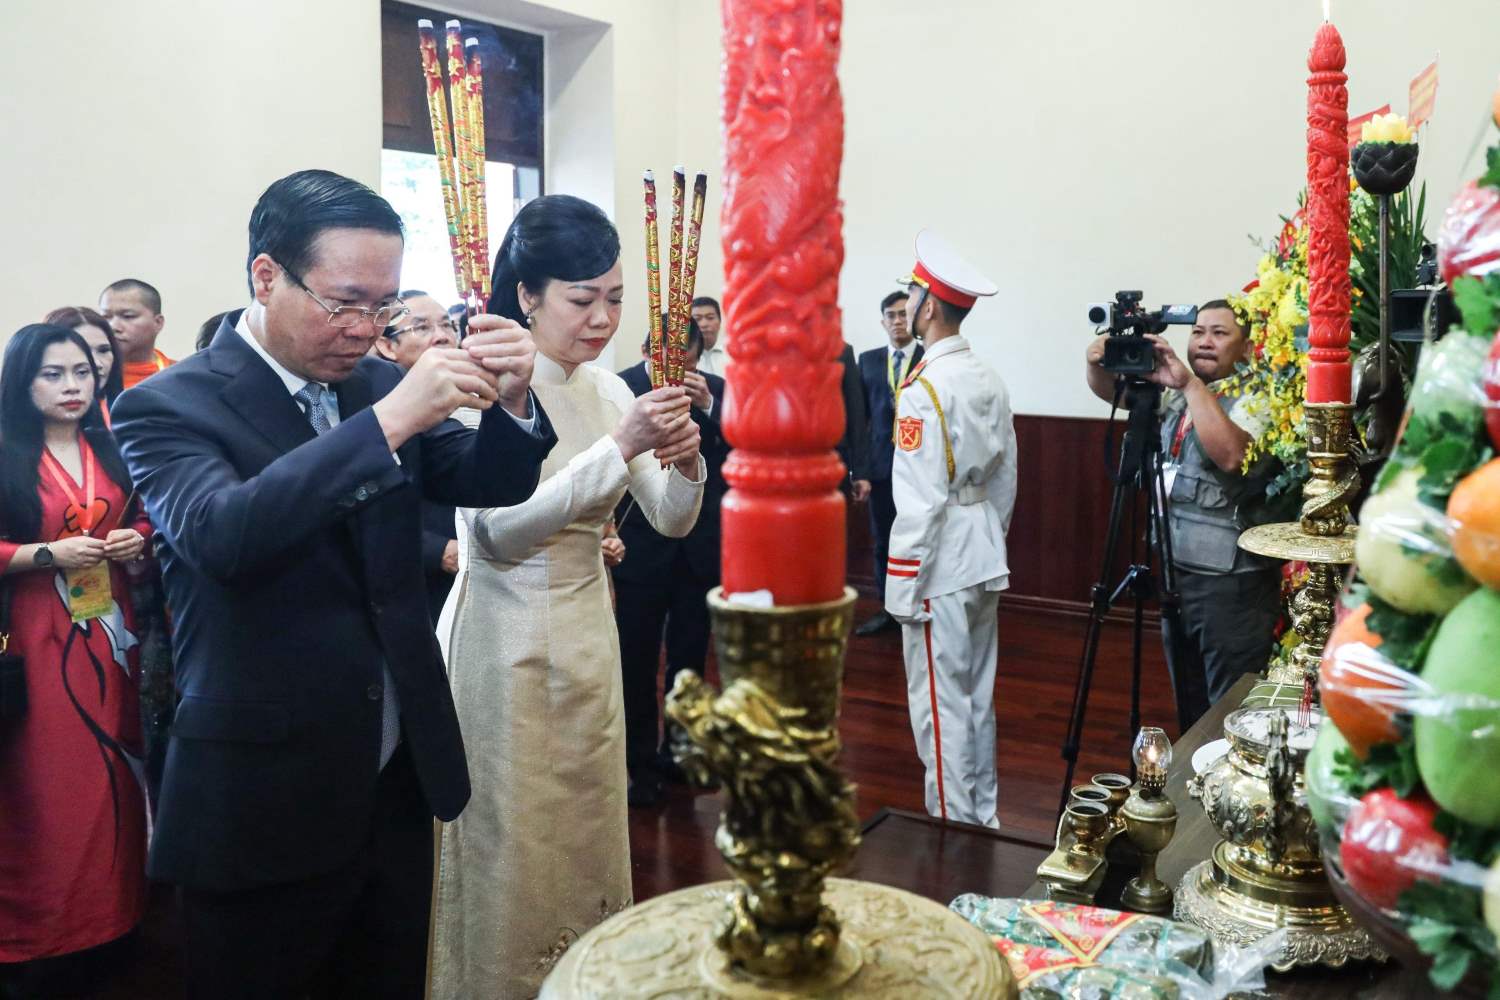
left=416, top=19, right=491, bottom=312
left=643, top=167, right=708, bottom=387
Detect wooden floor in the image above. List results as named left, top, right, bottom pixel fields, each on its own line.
left=628, top=590, right=1177, bottom=900
left=14, top=593, right=1175, bottom=998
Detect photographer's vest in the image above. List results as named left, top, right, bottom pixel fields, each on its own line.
left=1160, top=389, right=1273, bottom=576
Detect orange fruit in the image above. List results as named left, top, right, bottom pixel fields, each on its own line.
left=1321, top=603, right=1406, bottom=758
left=1449, top=459, right=1500, bottom=590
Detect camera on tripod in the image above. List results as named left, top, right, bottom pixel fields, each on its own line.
left=1087, top=291, right=1199, bottom=376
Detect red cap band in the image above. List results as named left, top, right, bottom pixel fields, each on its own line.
left=911, top=261, right=978, bottom=309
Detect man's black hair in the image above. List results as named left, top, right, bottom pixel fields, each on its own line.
left=102, top=278, right=162, bottom=314
left=880, top=290, right=908, bottom=314
left=690, top=296, right=720, bottom=318
left=245, top=169, right=404, bottom=295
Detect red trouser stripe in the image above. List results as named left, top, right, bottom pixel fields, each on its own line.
left=887, top=568, right=918, bottom=578
left=922, top=599, right=947, bottom=821
left=888, top=557, right=921, bottom=567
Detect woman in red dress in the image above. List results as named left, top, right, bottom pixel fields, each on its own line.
left=0, top=324, right=150, bottom=991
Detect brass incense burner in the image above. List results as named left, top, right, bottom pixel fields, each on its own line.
left=1177, top=708, right=1381, bottom=969
left=540, top=589, right=1015, bottom=998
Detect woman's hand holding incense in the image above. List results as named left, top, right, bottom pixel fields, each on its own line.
left=103, top=528, right=146, bottom=563
left=654, top=418, right=701, bottom=474
left=464, top=314, right=537, bottom=418
left=49, top=535, right=107, bottom=571
left=612, top=387, right=691, bottom=462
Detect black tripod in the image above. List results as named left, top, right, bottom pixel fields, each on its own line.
left=1056, top=378, right=1186, bottom=818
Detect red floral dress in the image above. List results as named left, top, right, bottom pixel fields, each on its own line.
left=0, top=449, right=150, bottom=961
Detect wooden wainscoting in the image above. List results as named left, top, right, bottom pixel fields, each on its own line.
left=848, top=413, right=1154, bottom=622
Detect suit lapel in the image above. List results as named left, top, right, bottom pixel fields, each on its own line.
left=214, top=322, right=317, bottom=456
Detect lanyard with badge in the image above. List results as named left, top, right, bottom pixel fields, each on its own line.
left=40, top=437, right=115, bottom=622
left=1162, top=408, right=1194, bottom=496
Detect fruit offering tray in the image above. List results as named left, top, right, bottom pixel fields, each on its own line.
left=1304, top=118, right=1500, bottom=995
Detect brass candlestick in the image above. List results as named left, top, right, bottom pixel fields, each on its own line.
left=1121, top=729, right=1178, bottom=915
left=540, top=589, right=1016, bottom=998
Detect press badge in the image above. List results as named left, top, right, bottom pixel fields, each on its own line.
left=65, top=563, right=114, bottom=623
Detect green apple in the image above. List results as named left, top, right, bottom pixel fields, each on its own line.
left=1414, top=588, right=1500, bottom=827
left=1356, top=467, right=1477, bottom=615
left=1305, top=720, right=1352, bottom=836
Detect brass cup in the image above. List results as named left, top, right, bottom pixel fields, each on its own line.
left=1065, top=801, right=1111, bottom=857
left=1090, top=773, right=1133, bottom=815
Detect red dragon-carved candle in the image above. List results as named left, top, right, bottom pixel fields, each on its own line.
left=719, top=0, right=846, bottom=604
left=1305, top=22, right=1352, bottom=405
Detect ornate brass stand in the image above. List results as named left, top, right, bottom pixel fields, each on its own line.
left=1175, top=403, right=1382, bottom=969
left=540, top=588, right=1015, bottom=998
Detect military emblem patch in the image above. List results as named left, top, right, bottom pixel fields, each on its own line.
left=897, top=416, right=923, bottom=452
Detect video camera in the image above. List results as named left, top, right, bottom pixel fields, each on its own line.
left=1087, top=291, right=1199, bottom=375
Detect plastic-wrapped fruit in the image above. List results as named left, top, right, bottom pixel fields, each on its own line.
left=1356, top=467, right=1478, bottom=615
left=1402, top=329, right=1493, bottom=440
left=1486, top=853, right=1500, bottom=941
left=1486, top=329, right=1500, bottom=450
left=1340, top=788, right=1448, bottom=910
left=1439, top=180, right=1500, bottom=284
left=1320, top=604, right=1405, bottom=757
left=1414, top=587, right=1500, bottom=827
left=1450, top=459, right=1500, bottom=589
left=1306, top=720, right=1352, bottom=835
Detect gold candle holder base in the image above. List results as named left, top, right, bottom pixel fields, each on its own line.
left=1176, top=856, right=1384, bottom=971
left=540, top=588, right=1015, bottom=997
left=540, top=878, right=1015, bottom=998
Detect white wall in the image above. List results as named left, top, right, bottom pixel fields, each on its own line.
left=677, top=0, right=1500, bottom=417
left=3, top=0, right=383, bottom=359
left=5, top=0, right=1499, bottom=413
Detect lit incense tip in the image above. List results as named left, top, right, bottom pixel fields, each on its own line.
left=445, top=19, right=461, bottom=28
left=465, top=37, right=477, bottom=48
left=643, top=169, right=655, bottom=181
left=417, top=18, right=433, bottom=28
left=673, top=165, right=686, bottom=175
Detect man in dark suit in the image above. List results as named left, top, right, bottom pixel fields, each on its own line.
left=612, top=318, right=728, bottom=806
left=373, top=289, right=463, bottom=625
left=854, top=290, right=922, bottom=635
left=837, top=341, right=870, bottom=501
left=111, top=170, right=555, bottom=1000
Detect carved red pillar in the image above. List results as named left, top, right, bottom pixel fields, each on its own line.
left=718, top=0, right=847, bottom=604
left=1305, top=22, right=1352, bottom=404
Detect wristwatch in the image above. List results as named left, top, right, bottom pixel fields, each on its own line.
left=34, top=543, right=53, bottom=568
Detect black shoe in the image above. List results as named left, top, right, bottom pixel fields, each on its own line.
left=854, top=611, right=897, bottom=636
left=654, top=751, right=688, bottom=786
left=628, top=773, right=664, bottom=807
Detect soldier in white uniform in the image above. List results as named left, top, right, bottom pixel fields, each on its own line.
left=884, top=230, right=1017, bottom=828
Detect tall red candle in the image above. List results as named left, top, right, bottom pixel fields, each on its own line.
left=1305, top=22, right=1352, bottom=404
left=718, top=0, right=846, bottom=604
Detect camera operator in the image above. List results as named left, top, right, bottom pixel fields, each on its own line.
left=1084, top=300, right=1280, bottom=728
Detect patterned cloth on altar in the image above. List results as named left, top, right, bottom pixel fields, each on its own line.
left=429, top=353, right=704, bottom=999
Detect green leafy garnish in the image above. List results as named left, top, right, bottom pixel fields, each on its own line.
left=1332, top=742, right=1421, bottom=798
left=1452, top=273, right=1500, bottom=340
left=1364, top=591, right=1438, bottom=672
left=1481, top=145, right=1500, bottom=191
left=1434, top=811, right=1500, bottom=867
left=1399, top=880, right=1500, bottom=992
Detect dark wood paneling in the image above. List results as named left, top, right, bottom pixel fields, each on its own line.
left=848, top=414, right=1153, bottom=620
left=381, top=1, right=544, bottom=168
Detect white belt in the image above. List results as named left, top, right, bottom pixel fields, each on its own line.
left=950, top=483, right=985, bottom=506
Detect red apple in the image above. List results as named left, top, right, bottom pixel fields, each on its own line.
left=1340, top=788, right=1449, bottom=911
left=1439, top=181, right=1500, bottom=285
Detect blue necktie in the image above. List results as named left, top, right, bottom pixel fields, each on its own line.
left=296, top=384, right=401, bottom=770
left=890, top=349, right=905, bottom=391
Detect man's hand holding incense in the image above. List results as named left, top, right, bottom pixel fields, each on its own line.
left=612, top=387, right=692, bottom=463
left=463, top=314, right=537, bottom=419
left=683, top=371, right=713, bottom=414
left=373, top=346, right=500, bottom=453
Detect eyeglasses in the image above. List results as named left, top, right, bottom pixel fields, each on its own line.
left=276, top=260, right=409, bottom=330
left=386, top=317, right=459, bottom=340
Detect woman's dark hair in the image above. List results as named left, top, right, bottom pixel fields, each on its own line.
left=43, top=305, right=125, bottom=403
left=0, top=324, right=132, bottom=543
left=487, top=195, right=620, bottom=324
left=246, top=169, right=404, bottom=294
